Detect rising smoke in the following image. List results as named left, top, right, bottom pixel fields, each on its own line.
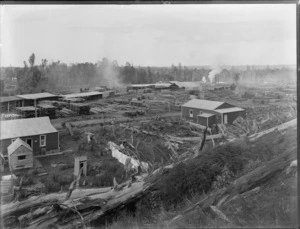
left=96, top=59, right=125, bottom=89
left=207, top=66, right=222, bottom=83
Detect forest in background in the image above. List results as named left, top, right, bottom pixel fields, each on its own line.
left=0, top=53, right=296, bottom=95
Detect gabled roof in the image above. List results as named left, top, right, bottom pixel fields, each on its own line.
left=17, top=93, right=59, bottom=100
left=182, top=99, right=226, bottom=110
left=8, top=138, right=32, bottom=156
left=0, top=117, right=58, bottom=140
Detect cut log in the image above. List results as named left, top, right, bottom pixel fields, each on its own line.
left=189, top=122, right=211, bottom=132
left=166, top=134, right=223, bottom=142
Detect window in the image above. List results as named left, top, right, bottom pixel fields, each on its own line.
left=26, top=138, right=32, bottom=147
left=18, top=155, right=26, bottom=160
left=40, top=135, right=46, bottom=147
left=189, top=110, right=193, bottom=118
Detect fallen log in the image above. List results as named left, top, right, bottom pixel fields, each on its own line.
left=166, top=134, right=223, bottom=142
left=248, top=118, right=296, bottom=142
left=189, top=122, right=211, bottom=132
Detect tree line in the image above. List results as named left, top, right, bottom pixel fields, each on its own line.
left=0, top=53, right=296, bottom=95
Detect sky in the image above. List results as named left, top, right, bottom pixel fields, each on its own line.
left=0, top=4, right=296, bottom=67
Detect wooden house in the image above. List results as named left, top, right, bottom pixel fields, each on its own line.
left=8, top=138, right=33, bottom=171
left=0, top=117, right=59, bottom=157
left=181, top=99, right=245, bottom=127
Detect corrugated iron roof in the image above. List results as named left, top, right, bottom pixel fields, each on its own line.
left=63, top=91, right=103, bottom=99
left=215, top=107, right=245, bottom=113
left=8, top=138, right=32, bottom=156
left=0, top=117, right=58, bottom=140
left=17, top=93, right=59, bottom=100
left=182, top=99, right=225, bottom=110
left=0, top=96, right=23, bottom=103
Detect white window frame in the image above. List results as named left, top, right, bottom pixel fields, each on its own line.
left=40, top=135, right=46, bottom=147
left=189, top=109, right=193, bottom=118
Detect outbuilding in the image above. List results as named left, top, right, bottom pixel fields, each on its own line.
left=0, top=117, right=59, bottom=157
left=181, top=99, right=245, bottom=127
left=8, top=138, right=33, bottom=171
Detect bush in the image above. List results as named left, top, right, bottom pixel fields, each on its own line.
left=59, top=164, right=69, bottom=171
left=154, top=142, right=246, bottom=209
left=92, top=160, right=124, bottom=187
left=43, top=179, right=61, bottom=193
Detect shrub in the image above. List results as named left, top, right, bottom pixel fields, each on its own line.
left=59, top=164, right=69, bottom=171
left=154, top=142, right=246, bottom=209
left=43, top=179, right=61, bottom=193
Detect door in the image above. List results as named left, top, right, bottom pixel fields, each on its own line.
left=224, top=114, right=228, bottom=124
left=26, top=138, right=32, bottom=147
left=79, top=162, right=84, bottom=175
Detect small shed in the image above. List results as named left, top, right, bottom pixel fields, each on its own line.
left=8, top=138, right=33, bottom=171
left=74, top=156, right=87, bottom=176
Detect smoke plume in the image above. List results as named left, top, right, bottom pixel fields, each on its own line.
left=208, top=66, right=222, bottom=83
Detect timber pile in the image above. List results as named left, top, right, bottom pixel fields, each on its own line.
left=67, top=103, right=90, bottom=115
left=38, top=105, right=56, bottom=119
left=57, top=108, right=77, bottom=118
left=1, top=113, right=22, bottom=120
left=16, top=107, right=40, bottom=118
left=90, top=107, right=117, bottom=114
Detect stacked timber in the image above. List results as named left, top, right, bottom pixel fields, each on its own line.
left=15, top=107, right=40, bottom=118
left=38, top=104, right=56, bottom=119
left=1, top=113, right=22, bottom=120
left=114, top=99, right=129, bottom=104
left=67, top=103, right=90, bottom=115
left=57, top=108, right=77, bottom=118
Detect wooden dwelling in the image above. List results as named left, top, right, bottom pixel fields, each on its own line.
left=0, top=117, right=59, bottom=157
left=181, top=99, right=245, bottom=127
left=8, top=138, right=33, bottom=171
